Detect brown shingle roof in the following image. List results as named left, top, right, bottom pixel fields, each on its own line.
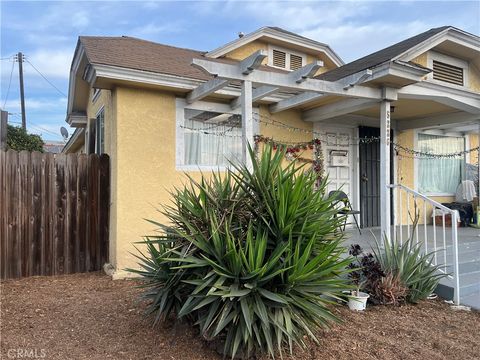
left=317, top=26, right=451, bottom=81
left=79, top=36, right=287, bottom=82
left=80, top=36, right=212, bottom=80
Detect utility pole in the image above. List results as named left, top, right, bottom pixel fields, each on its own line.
left=17, top=52, right=26, bottom=130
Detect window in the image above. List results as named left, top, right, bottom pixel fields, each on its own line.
left=433, top=60, right=464, bottom=86
left=95, top=108, right=105, bottom=154
left=418, top=133, right=464, bottom=194
left=269, top=46, right=306, bottom=71
left=176, top=100, right=244, bottom=169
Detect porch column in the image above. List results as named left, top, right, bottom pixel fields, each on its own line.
left=380, top=100, right=391, bottom=242
left=241, top=80, right=254, bottom=170
left=478, top=122, right=480, bottom=206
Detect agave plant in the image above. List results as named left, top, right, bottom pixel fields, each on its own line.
left=129, top=145, right=352, bottom=358
left=372, top=235, right=447, bottom=303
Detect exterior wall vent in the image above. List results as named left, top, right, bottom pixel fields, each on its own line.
left=433, top=60, right=464, bottom=86
left=272, top=49, right=287, bottom=68
left=290, top=54, right=303, bottom=70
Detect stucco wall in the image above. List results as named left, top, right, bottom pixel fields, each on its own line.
left=110, top=87, right=222, bottom=274
left=108, top=88, right=318, bottom=275
left=258, top=105, right=313, bottom=161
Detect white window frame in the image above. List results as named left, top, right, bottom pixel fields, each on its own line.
left=175, top=98, right=258, bottom=171
left=426, top=50, right=469, bottom=89
left=414, top=129, right=467, bottom=197
left=95, top=106, right=105, bottom=155
left=267, top=44, right=306, bottom=71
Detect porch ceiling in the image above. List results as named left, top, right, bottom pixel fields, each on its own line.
left=355, top=99, right=456, bottom=119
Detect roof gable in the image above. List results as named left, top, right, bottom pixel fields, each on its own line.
left=317, top=26, right=452, bottom=82
left=205, top=26, right=344, bottom=67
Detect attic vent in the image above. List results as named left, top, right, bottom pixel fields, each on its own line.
left=433, top=60, right=464, bottom=86
left=272, top=49, right=286, bottom=68
left=290, top=54, right=303, bottom=70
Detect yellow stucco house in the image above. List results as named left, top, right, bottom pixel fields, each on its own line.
left=63, top=26, right=480, bottom=285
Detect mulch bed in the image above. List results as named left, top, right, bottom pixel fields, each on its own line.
left=1, top=273, right=479, bottom=360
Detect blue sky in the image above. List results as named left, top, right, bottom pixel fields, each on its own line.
left=1, top=0, right=479, bottom=141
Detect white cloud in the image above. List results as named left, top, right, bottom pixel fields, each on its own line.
left=24, top=48, right=73, bottom=80
left=4, top=97, right=67, bottom=113
left=301, top=20, right=431, bottom=62
left=130, top=21, right=186, bottom=38
left=203, top=0, right=474, bottom=62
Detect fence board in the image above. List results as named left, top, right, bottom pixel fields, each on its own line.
left=0, top=151, right=110, bottom=279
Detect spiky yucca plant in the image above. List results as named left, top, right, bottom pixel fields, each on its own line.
left=130, top=145, right=352, bottom=358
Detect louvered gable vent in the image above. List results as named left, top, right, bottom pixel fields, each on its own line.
left=290, top=54, right=303, bottom=70
left=433, top=60, right=464, bottom=86
left=272, top=49, right=286, bottom=68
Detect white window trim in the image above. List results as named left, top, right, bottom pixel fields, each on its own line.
left=267, top=44, right=306, bottom=71
left=414, top=129, right=467, bottom=197
left=95, top=106, right=105, bottom=155
left=426, top=50, right=469, bottom=90
left=175, top=98, right=258, bottom=171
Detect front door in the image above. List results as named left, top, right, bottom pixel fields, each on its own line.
left=323, top=127, right=356, bottom=220
left=359, top=126, right=393, bottom=228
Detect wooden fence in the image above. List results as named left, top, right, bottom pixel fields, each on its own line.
left=0, top=150, right=110, bottom=279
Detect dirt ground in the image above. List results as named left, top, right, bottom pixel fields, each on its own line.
left=1, top=273, right=479, bottom=360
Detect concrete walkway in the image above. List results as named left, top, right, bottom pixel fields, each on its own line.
left=344, top=225, right=480, bottom=310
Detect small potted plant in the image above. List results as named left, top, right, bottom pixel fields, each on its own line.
left=347, top=244, right=370, bottom=311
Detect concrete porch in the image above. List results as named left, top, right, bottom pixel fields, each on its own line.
left=344, top=225, right=480, bottom=309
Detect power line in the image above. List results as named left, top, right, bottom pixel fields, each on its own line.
left=2, top=60, right=15, bottom=108
left=24, top=59, right=67, bottom=97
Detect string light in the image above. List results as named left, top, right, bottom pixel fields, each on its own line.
left=181, top=111, right=480, bottom=159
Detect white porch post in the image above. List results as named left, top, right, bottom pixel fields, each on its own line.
left=241, top=80, right=254, bottom=169
left=380, top=100, right=391, bottom=242
left=477, top=122, right=480, bottom=205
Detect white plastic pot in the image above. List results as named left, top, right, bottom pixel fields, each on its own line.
left=348, top=292, right=370, bottom=311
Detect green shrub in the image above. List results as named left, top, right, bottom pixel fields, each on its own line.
left=372, top=235, right=447, bottom=303
left=130, top=145, right=352, bottom=358
left=6, top=125, right=44, bottom=152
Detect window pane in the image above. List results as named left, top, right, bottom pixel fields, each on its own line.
left=418, top=134, right=464, bottom=194
left=183, top=109, right=242, bottom=166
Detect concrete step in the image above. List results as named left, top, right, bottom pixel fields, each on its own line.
left=460, top=291, right=480, bottom=309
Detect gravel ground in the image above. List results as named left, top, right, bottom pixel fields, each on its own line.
left=1, top=273, right=479, bottom=360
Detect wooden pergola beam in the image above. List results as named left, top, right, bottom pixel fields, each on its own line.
left=186, top=77, right=229, bottom=104
left=231, top=85, right=279, bottom=109
left=240, top=50, right=268, bottom=75
left=303, top=98, right=380, bottom=122
left=289, top=60, right=323, bottom=83
left=192, top=58, right=383, bottom=99
left=269, top=91, right=324, bottom=113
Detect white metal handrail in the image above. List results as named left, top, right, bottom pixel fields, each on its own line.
left=388, top=184, right=460, bottom=305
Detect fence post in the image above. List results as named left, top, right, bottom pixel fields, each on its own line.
left=0, top=110, right=7, bottom=151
